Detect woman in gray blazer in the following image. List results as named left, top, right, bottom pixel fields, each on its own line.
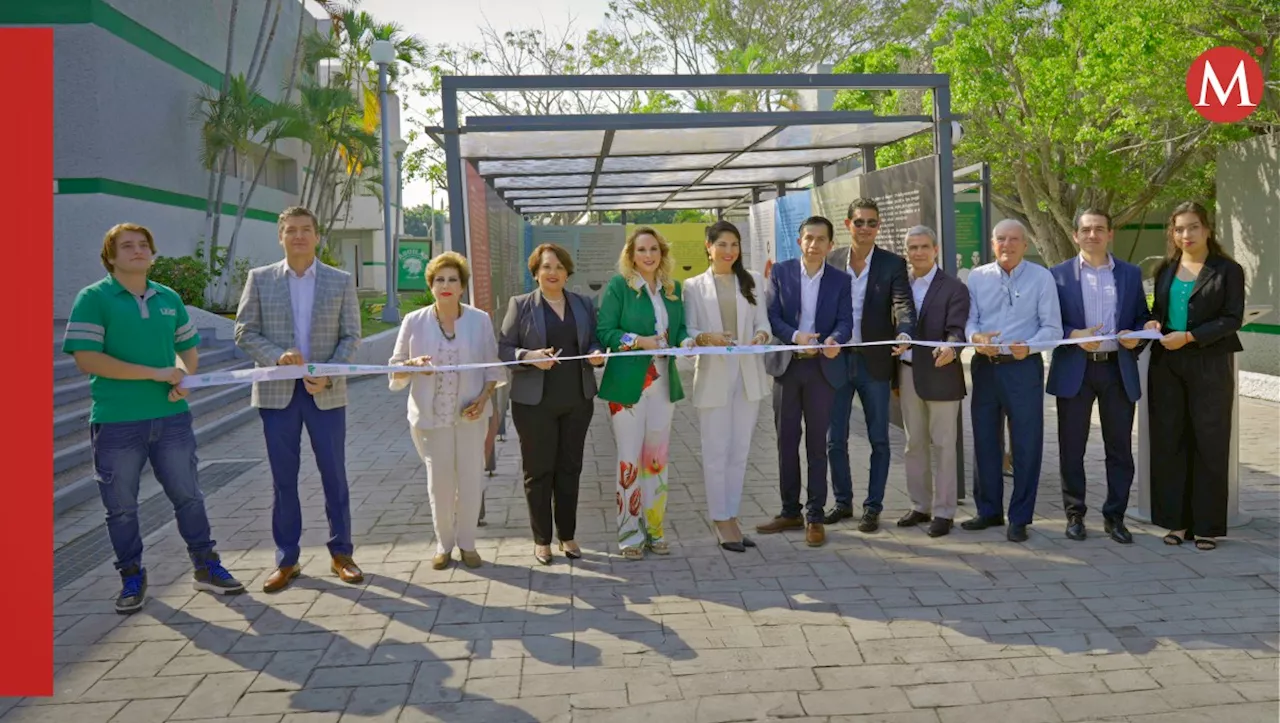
left=499, top=244, right=606, bottom=565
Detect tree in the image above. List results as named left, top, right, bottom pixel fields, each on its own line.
left=408, top=17, right=676, bottom=226
left=930, top=0, right=1269, bottom=264
left=298, top=3, right=428, bottom=252
left=611, top=0, right=937, bottom=111
left=403, top=203, right=445, bottom=237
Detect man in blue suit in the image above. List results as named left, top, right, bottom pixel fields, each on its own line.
left=1047, top=209, right=1152, bottom=544
left=757, top=216, right=854, bottom=547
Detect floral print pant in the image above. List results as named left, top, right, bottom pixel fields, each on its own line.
left=609, top=365, right=673, bottom=551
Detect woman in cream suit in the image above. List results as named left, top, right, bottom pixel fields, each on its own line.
left=684, top=220, right=773, bottom=552
left=389, top=252, right=507, bottom=570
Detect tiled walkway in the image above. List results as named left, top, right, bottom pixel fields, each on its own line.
left=17, top=360, right=1280, bottom=722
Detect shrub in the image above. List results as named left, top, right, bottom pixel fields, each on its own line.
left=150, top=255, right=211, bottom=307
left=408, top=290, right=434, bottom=307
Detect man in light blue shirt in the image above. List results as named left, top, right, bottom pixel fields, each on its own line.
left=962, top=219, right=1063, bottom=542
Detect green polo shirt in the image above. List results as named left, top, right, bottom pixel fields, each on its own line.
left=62, top=275, right=201, bottom=423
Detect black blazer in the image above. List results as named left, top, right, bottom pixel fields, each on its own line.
left=1150, top=253, right=1245, bottom=361
left=902, top=269, right=969, bottom=402
left=498, top=289, right=604, bottom=406
left=827, top=245, right=917, bottom=381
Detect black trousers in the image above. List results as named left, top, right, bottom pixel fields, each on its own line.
left=1149, top=351, right=1234, bottom=538
left=1056, top=359, right=1135, bottom=520
left=511, top=397, right=594, bottom=544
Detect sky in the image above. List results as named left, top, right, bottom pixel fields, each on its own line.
left=314, top=0, right=613, bottom=210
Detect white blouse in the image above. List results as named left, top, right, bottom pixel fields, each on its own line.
left=388, top=304, right=508, bottom=430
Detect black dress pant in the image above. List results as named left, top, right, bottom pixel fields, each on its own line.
left=1149, top=351, right=1235, bottom=538
left=511, top=398, right=594, bottom=544
left=1057, top=359, right=1135, bottom=520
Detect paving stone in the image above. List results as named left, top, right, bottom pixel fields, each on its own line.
left=45, top=372, right=1280, bottom=721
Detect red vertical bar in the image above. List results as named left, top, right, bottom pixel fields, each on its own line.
left=0, top=27, right=54, bottom=697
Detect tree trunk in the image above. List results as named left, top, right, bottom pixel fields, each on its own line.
left=208, top=151, right=232, bottom=272
left=203, top=0, right=239, bottom=249
left=218, top=1, right=309, bottom=305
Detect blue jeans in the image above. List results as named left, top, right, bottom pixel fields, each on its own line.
left=260, top=380, right=353, bottom=568
left=827, top=353, right=892, bottom=512
left=971, top=354, right=1044, bottom=525
left=91, top=411, right=215, bottom=572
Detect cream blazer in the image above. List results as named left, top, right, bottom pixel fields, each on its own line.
left=388, top=304, right=508, bottom=430
left=682, top=269, right=772, bottom=408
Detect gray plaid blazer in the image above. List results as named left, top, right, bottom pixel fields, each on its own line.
left=234, top=259, right=362, bottom=410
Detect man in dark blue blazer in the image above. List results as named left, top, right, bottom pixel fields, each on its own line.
left=1047, top=209, right=1152, bottom=544
left=756, top=216, right=853, bottom=547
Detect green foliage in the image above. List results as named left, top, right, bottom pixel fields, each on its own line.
left=832, top=44, right=935, bottom=169
left=408, top=290, right=435, bottom=307
left=928, top=0, right=1268, bottom=264
left=318, top=244, right=342, bottom=268
left=150, top=255, right=211, bottom=308
left=596, top=209, right=715, bottom=224
left=403, top=204, right=446, bottom=237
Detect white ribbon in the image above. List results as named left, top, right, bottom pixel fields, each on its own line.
left=180, top=329, right=1164, bottom=389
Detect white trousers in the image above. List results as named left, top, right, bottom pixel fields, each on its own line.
left=898, top=364, right=961, bottom=520
left=697, top=362, right=761, bottom=521
left=411, top=420, right=486, bottom=555
left=610, top=372, right=674, bottom=550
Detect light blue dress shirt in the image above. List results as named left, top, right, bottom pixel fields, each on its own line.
left=965, top=260, right=1063, bottom=354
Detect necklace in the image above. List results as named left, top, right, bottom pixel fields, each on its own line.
left=436, top=306, right=460, bottom=341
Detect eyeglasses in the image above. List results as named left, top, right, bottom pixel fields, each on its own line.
left=1002, top=278, right=1021, bottom=307
left=851, top=219, right=879, bottom=228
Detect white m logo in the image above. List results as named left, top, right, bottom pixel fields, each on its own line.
left=1195, top=59, right=1256, bottom=108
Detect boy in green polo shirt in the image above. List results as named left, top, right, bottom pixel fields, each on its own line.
left=62, top=223, right=245, bottom=614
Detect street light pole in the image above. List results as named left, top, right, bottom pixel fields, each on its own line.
left=371, top=39, right=399, bottom=324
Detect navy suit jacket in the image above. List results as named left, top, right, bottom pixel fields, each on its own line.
left=767, top=258, right=854, bottom=389
left=1046, top=256, right=1151, bottom=402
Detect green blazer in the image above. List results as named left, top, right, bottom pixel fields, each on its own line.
left=596, top=273, right=689, bottom=405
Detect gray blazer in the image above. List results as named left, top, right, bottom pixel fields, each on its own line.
left=498, top=289, right=603, bottom=406
left=234, top=259, right=362, bottom=410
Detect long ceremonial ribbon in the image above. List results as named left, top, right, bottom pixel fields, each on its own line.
left=180, top=330, right=1164, bottom=389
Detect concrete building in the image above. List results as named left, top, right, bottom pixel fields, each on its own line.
left=5, top=0, right=400, bottom=318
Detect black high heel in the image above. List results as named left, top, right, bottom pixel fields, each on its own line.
left=558, top=541, right=582, bottom=560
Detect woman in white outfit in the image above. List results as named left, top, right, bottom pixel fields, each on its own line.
left=389, top=252, right=506, bottom=570
left=683, top=220, right=773, bottom=552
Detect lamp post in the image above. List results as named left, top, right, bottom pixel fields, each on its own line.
left=370, top=38, right=399, bottom=324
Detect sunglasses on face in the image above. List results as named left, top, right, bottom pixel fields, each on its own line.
left=851, top=219, right=879, bottom=228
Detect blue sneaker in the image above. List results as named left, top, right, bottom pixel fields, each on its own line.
left=192, top=552, right=245, bottom=595
left=116, top=566, right=147, bottom=615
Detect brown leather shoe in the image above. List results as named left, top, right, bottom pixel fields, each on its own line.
left=331, top=555, right=364, bottom=584
left=756, top=516, right=804, bottom=534
left=805, top=523, right=826, bottom=547
left=263, top=565, right=300, bottom=593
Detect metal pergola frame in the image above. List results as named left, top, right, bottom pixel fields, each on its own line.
left=436, top=72, right=961, bottom=277
left=433, top=72, right=969, bottom=498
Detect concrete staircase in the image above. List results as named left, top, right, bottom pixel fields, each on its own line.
left=53, top=328, right=258, bottom=514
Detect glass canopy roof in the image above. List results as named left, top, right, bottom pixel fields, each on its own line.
left=457, top=112, right=934, bottom=214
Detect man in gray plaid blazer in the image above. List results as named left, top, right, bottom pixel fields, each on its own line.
left=234, top=206, right=363, bottom=593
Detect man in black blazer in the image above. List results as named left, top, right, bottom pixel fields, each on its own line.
left=824, top=198, right=916, bottom=532
left=1047, top=209, right=1151, bottom=544
left=894, top=226, right=970, bottom=538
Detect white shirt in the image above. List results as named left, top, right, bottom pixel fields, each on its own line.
left=847, top=246, right=875, bottom=344
left=287, top=259, right=318, bottom=361
left=902, top=265, right=937, bottom=363
left=795, top=261, right=825, bottom=342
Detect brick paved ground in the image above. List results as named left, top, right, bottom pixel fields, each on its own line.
left=15, top=359, right=1280, bottom=722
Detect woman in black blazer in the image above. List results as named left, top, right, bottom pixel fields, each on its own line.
left=1146, top=201, right=1245, bottom=550
left=498, top=244, right=606, bottom=564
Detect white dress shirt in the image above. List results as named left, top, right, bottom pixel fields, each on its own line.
left=1079, top=253, right=1118, bottom=352
left=847, top=246, right=875, bottom=344
left=902, top=265, right=937, bottom=363
left=794, top=262, right=825, bottom=342
left=287, top=258, right=318, bottom=361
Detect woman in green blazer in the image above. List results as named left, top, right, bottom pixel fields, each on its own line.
left=597, top=227, right=692, bottom=560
